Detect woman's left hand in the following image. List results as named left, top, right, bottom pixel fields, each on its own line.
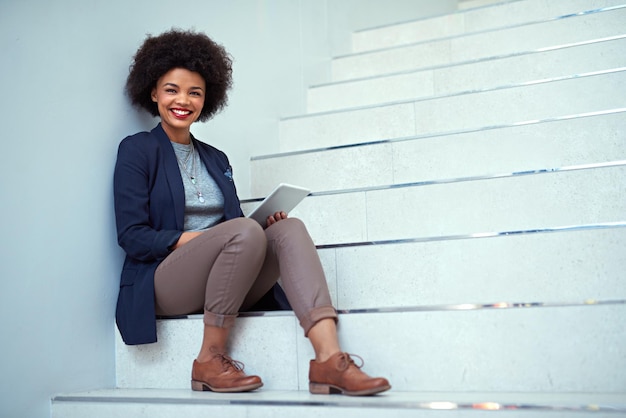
left=266, top=211, right=288, bottom=228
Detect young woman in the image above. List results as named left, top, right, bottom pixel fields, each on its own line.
left=114, top=28, right=390, bottom=396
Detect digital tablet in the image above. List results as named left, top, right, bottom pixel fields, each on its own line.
left=247, top=183, right=311, bottom=226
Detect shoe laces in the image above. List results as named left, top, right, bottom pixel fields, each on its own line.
left=212, top=352, right=245, bottom=372
left=338, top=352, right=364, bottom=371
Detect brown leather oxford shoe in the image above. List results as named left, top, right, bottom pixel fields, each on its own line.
left=191, top=353, right=263, bottom=393
left=309, top=352, right=391, bottom=396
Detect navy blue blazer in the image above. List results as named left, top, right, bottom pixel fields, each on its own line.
left=114, top=123, right=287, bottom=345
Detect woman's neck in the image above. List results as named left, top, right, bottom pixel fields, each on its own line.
left=162, top=124, right=191, bottom=144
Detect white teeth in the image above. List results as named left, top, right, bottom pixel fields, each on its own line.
left=172, top=109, right=191, bottom=116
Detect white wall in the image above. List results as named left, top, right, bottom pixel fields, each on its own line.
left=0, top=1, right=455, bottom=417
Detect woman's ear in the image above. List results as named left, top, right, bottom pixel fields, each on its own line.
left=151, top=88, right=157, bottom=103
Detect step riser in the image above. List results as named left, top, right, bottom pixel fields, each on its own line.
left=413, top=72, right=625, bottom=139
left=51, top=403, right=422, bottom=418
left=116, top=316, right=300, bottom=391
left=281, top=71, right=626, bottom=152
left=53, top=403, right=247, bottom=418
left=280, top=102, right=413, bottom=153
left=335, top=7, right=626, bottom=81
left=352, top=0, right=626, bottom=52
left=276, top=165, right=625, bottom=246
left=390, top=113, right=626, bottom=186
left=310, top=38, right=626, bottom=113
left=320, top=228, right=626, bottom=310
left=308, top=305, right=626, bottom=392
left=254, top=112, right=626, bottom=196
left=115, top=305, right=626, bottom=392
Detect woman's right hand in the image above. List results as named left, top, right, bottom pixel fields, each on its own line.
left=266, top=211, right=288, bottom=228
left=172, top=231, right=204, bottom=250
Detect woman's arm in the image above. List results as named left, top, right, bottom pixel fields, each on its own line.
left=114, top=138, right=182, bottom=261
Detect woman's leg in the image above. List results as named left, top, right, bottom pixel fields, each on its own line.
left=241, top=218, right=338, bottom=333
left=154, top=217, right=267, bottom=392
left=241, top=217, right=390, bottom=396
left=307, top=318, right=341, bottom=362
left=155, top=217, right=267, bottom=325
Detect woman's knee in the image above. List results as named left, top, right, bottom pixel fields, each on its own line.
left=265, top=217, right=313, bottom=247
left=271, top=217, right=305, bottom=232
left=278, top=217, right=309, bottom=236
left=225, top=217, right=266, bottom=247
left=284, top=217, right=305, bottom=228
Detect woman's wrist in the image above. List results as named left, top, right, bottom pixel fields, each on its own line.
left=173, top=231, right=203, bottom=249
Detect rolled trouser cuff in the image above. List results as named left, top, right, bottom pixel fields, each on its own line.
left=302, top=305, right=338, bottom=337
left=203, top=309, right=238, bottom=328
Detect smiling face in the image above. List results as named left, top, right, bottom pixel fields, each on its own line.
left=151, top=68, right=206, bottom=143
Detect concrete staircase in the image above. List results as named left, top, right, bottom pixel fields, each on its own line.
left=52, top=0, right=626, bottom=416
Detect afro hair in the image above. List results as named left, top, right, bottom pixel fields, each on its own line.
left=125, top=29, right=233, bottom=122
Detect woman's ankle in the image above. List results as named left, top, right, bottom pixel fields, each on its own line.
left=315, top=350, right=341, bottom=363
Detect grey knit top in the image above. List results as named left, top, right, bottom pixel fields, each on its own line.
left=171, top=141, right=225, bottom=231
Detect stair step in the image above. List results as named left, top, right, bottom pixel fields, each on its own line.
left=352, top=165, right=624, bottom=243
left=114, top=304, right=626, bottom=392
left=352, top=0, right=626, bottom=53
left=252, top=111, right=626, bottom=196
left=51, top=389, right=626, bottom=418
left=319, top=227, right=626, bottom=310
left=280, top=70, right=626, bottom=152
left=334, top=6, right=626, bottom=81
left=244, top=165, right=625, bottom=246
left=309, top=37, right=626, bottom=113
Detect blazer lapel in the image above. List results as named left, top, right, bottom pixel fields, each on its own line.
left=152, top=124, right=185, bottom=230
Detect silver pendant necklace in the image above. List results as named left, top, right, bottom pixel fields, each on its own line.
left=176, top=140, right=205, bottom=203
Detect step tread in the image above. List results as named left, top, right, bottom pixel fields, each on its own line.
left=53, top=388, right=626, bottom=411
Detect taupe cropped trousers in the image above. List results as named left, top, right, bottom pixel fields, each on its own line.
left=154, top=217, right=337, bottom=335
